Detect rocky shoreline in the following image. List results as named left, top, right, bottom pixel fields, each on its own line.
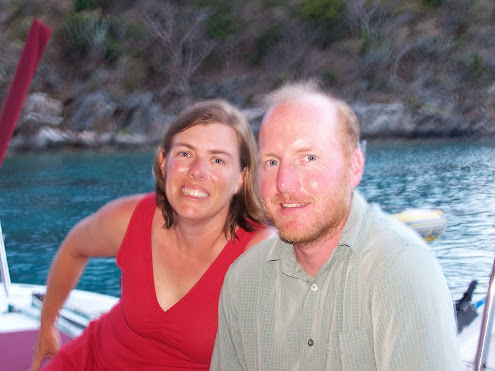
left=6, top=91, right=495, bottom=154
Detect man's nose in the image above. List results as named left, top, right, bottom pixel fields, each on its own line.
left=276, top=162, right=300, bottom=193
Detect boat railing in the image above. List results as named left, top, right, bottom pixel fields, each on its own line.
left=0, top=221, right=12, bottom=298
left=473, top=255, right=495, bottom=370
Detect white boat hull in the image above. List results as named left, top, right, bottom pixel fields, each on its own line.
left=459, top=300, right=495, bottom=370
left=0, top=282, right=118, bottom=370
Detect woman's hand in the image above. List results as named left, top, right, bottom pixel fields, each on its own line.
left=31, top=323, right=61, bottom=371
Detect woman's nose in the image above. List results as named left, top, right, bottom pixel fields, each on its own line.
left=188, top=157, right=207, bottom=180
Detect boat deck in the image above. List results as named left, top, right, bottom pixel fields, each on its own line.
left=1, top=283, right=118, bottom=370
left=0, top=327, right=72, bottom=370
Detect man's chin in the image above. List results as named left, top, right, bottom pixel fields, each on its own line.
left=277, top=227, right=310, bottom=244
left=267, top=214, right=317, bottom=243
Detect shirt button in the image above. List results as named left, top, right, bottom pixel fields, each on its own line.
left=311, top=283, right=318, bottom=291
left=308, top=339, right=314, bottom=347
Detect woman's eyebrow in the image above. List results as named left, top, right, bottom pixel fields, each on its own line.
left=173, top=143, right=234, bottom=158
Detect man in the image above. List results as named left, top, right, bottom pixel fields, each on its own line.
left=211, top=81, right=460, bottom=370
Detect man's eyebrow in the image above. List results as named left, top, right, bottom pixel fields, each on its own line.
left=259, top=151, right=278, bottom=159
left=294, top=146, right=318, bottom=154
left=260, top=146, right=318, bottom=158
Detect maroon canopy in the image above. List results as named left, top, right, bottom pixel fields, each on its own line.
left=0, top=18, right=52, bottom=169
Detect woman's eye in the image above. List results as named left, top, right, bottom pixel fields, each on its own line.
left=179, top=152, right=189, bottom=157
left=267, top=159, right=278, bottom=166
left=213, top=158, right=224, bottom=164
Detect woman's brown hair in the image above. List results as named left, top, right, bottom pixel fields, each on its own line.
left=153, top=99, right=265, bottom=239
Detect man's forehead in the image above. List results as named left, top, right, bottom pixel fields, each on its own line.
left=265, top=95, right=335, bottom=120
left=260, top=97, right=338, bottom=137
left=259, top=110, right=341, bottom=157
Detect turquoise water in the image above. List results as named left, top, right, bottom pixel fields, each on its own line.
left=1, top=141, right=494, bottom=303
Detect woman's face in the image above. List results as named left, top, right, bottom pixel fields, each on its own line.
left=160, top=122, right=245, bottom=225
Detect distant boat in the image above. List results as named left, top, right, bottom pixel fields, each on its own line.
left=393, top=208, right=447, bottom=242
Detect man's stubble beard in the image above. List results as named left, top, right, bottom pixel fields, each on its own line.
left=262, top=181, right=351, bottom=248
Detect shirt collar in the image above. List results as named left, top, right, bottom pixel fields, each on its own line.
left=338, top=189, right=368, bottom=253
left=264, top=235, right=313, bottom=281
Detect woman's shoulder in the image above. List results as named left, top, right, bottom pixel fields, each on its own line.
left=244, top=226, right=277, bottom=251
left=104, top=192, right=148, bottom=207
left=227, top=233, right=278, bottom=283
left=94, top=193, right=149, bottom=231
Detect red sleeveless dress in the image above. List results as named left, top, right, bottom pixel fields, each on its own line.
left=44, top=193, right=257, bottom=370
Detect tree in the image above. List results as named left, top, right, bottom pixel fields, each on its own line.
left=145, top=1, right=216, bottom=105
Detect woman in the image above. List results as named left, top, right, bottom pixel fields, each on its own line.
left=31, top=100, right=273, bottom=370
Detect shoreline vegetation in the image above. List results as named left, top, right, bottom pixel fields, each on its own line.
left=1, top=0, right=494, bottom=153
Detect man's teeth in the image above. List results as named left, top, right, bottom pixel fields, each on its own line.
left=181, top=188, right=208, bottom=198
left=282, top=203, right=303, bottom=208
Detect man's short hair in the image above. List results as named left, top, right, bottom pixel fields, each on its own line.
left=262, top=80, right=361, bottom=153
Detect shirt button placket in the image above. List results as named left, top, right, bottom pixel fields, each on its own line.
left=306, top=283, right=317, bottom=350
left=301, top=279, right=319, bottom=364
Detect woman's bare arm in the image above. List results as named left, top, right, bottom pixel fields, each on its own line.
left=31, top=194, right=144, bottom=370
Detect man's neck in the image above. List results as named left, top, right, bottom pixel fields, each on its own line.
left=291, top=191, right=355, bottom=277
left=293, top=225, right=345, bottom=277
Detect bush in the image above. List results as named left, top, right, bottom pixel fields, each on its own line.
left=415, top=35, right=453, bottom=59
left=461, top=52, right=486, bottom=79
left=121, top=57, right=148, bottom=92
left=74, top=0, right=101, bottom=11
left=74, top=0, right=136, bottom=12
left=322, top=69, right=338, bottom=85
left=61, top=12, right=122, bottom=65
left=297, top=0, right=346, bottom=30
left=421, top=0, right=445, bottom=8
left=247, top=24, right=282, bottom=66
left=103, top=35, right=121, bottom=63
left=207, top=12, right=241, bottom=40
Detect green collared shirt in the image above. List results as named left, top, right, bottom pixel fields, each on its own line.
left=211, top=191, right=460, bottom=370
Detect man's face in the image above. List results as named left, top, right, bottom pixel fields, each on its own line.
left=258, top=96, right=363, bottom=246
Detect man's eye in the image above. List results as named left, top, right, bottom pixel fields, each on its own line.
left=306, top=155, right=317, bottom=161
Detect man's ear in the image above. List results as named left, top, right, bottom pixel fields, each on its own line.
left=350, top=148, right=365, bottom=188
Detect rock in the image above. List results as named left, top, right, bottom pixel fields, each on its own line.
left=122, top=92, right=154, bottom=135
left=122, top=92, right=172, bottom=138
left=353, top=102, right=416, bottom=138
left=18, top=93, right=63, bottom=130
left=30, top=127, right=69, bottom=149
left=69, top=92, right=117, bottom=132
left=71, top=131, right=112, bottom=148
left=112, top=133, right=150, bottom=148
left=7, top=134, right=28, bottom=151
